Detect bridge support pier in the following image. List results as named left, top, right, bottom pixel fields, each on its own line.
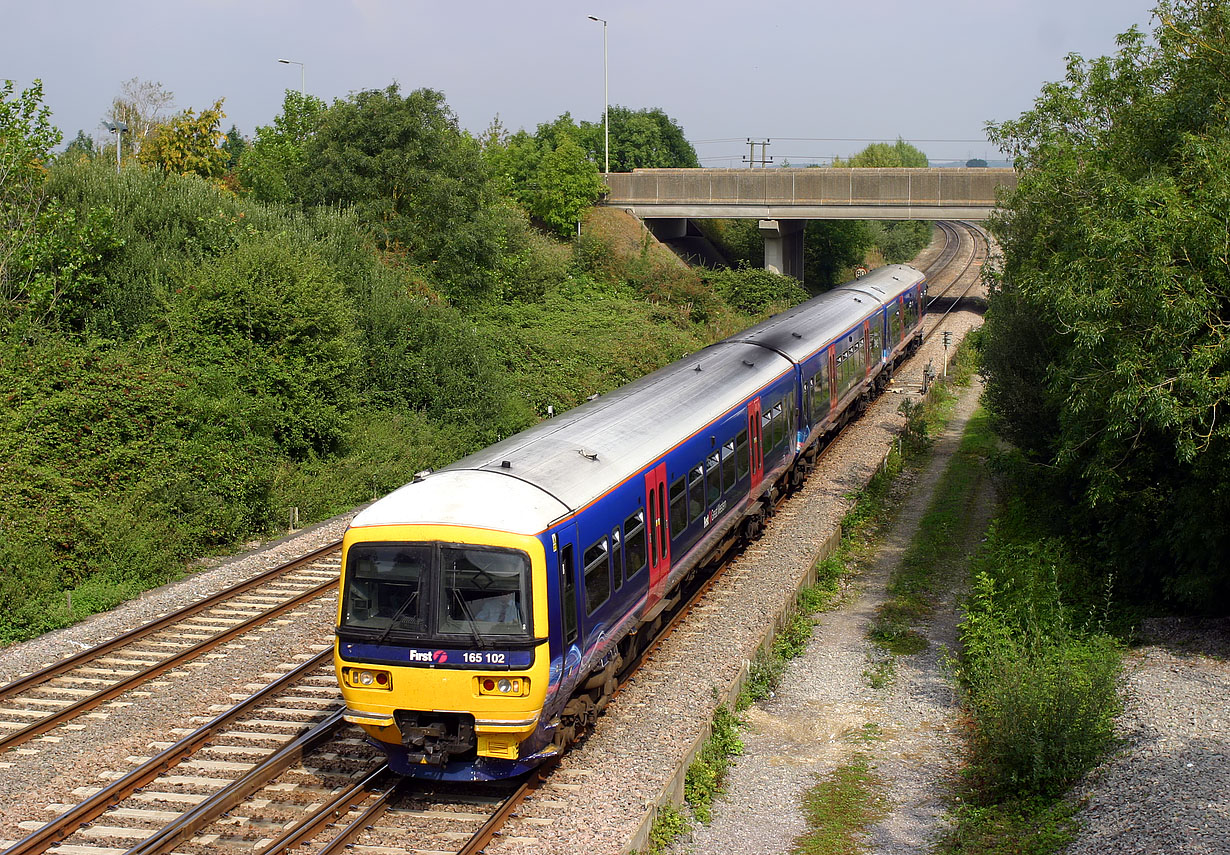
left=759, top=219, right=805, bottom=283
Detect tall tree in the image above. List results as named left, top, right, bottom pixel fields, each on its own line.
left=1, top=81, right=121, bottom=335
left=105, top=77, right=174, bottom=153
left=137, top=99, right=227, bottom=179
left=832, top=137, right=928, bottom=167
left=1, top=79, right=61, bottom=323
left=527, top=136, right=606, bottom=236
left=580, top=106, right=700, bottom=171
left=221, top=125, right=245, bottom=170
left=63, top=130, right=96, bottom=160
left=981, top=0, right=1230, bottom=606
left=238, top=90, right=326, bottom=203
left=297, top=85, right=508, bottom=301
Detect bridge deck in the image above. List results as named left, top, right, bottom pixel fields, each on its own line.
left=602, top=167, right=1015, bottom=221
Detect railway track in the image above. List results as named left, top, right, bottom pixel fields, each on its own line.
left=921, top=220, right=988, bottom=341
left=2, top=642, right=540, bottom=855
left=0, top=544, right=343, bottom=757
left=0, top=225, right=987, bottom=855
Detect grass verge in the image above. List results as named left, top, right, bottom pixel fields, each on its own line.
left=793, top=754, right=888, bottom=855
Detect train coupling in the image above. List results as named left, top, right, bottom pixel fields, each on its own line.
left=394, top=710, right=476, bottom=765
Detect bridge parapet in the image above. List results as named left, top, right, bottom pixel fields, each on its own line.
left=603, top=167, right=1016, bottom=221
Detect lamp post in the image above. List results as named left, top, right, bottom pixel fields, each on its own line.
left=277, top=58, right=305, bottom=96
left=102, top=120, right=127, bottom=173
left=587, top=15, right=608, bottom=174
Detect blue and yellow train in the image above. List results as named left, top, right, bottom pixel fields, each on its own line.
left=334, top=264, right=927, bottom=780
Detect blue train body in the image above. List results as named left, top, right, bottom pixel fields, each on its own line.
left=334, top=265, right=927, bottom=780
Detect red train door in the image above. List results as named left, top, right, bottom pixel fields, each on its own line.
left=863, top=320, right=872, bottom=377
left=645, top=462, right=671, bottom=601
left=828, top=347, right=838, bottom=411
left=748, top=398, right=763, bottom=490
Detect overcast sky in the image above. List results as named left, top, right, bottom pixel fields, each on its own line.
left=5, top=0, right=1159, bottom=165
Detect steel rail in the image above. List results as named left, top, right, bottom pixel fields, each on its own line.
left=1, top=649, right=334, bottom=855
left=0, top=575, right=339, bottom=754
left=309, top=779, right=403, bottom=855
left=922, top=222, right=987, bottom=343
left=920, top=220, right=962, bottom=280
left=124, top=709, right=354, bottom=855
left=923, top=221, right=977, bottom=305
left=0, top=540, right=342, bottom=702
left=459, top=763, right=556, bottom=855
left=260, top=767, right=395, bottom=855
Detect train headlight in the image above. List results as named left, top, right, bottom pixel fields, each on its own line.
left=342, top=667, right=392, bottom=690
left=476, top=676, right=529, bottom=697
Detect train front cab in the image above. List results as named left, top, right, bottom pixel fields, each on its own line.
left=334, top=523, right=553, bottom=780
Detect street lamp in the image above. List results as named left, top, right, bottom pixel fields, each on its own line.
left=277, top=58, right=305, bottom=96
left=102, top=120, right=127, bottom=173
left=587, top=15, right=608, bottom=174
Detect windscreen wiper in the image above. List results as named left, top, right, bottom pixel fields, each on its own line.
left=374, top=591, right=419, bottom=645
left=452, top=588, right=488, bottom=650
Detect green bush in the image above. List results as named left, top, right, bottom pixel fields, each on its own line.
left=163, top=235, right=362, bottom=458
left=958, top=554, right=1121, bottom=799
left=703, top=266, right=808, bottom=315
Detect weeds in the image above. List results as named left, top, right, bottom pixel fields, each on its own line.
left=643, top=802, right=691, bottom=855
left=685, top=705, right=744, bottom=823
left=793, top=754, right=887, bottom=855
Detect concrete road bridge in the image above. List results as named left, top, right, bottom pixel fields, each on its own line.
left=601, top=167, right=1016, bottom=281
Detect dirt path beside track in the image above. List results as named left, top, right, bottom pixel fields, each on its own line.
left=668, top=381, right=991, bottom=855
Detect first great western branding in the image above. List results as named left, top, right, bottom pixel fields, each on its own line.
left=340, top=642, right=533, bottom=670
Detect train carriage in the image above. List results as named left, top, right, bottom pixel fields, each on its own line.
left=335, top=264, right=926, bottom=781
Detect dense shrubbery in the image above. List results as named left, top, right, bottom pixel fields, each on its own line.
left=0, top=82, right=781, bottom=644
left=702, top=266, right=808, bottom=315
left=981, top=1, right=1230, bottom=608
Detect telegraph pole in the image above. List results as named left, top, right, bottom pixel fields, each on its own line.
left=743, top=138, right=772, bottom=168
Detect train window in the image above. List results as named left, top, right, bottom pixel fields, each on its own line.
left=771, top=402, right=784, bottom=449
left=611, top=526, right=624, bottom=590
left=583, top=538, right=611, bottom=614
left=706, top=450, right=721, bottom=505
left=736, top=430, right=749, bottom=479
left=657, top=488, right=667, bottom=562
left=624, top=511, right=647, bottom=578
left=688, top=464, right=705, bottom=522
left=804, top=378, right=814, bottom=423
left=647, top=486, right=657, bottom=563
left=342, top=544, right=430, bottom=632
left=560, top=544, right=577, bottom=645
left=669, top=476, right=686, bottom=538
left=891, top=302, right=903, bottom=342
left=721, top=439, right=736, bottom=493
left=439, top=547, right=531, bottom=638
left=819, top=357, right=830, bottom=410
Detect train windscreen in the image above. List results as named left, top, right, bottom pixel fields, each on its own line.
left=340, top=543, right=532, bottom=642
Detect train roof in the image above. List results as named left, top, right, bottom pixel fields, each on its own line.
left=726, top=265, right=926, bottom=362
left=352, top=340, right=793, bottom=535
left=350, top=265, right=925, bottom=537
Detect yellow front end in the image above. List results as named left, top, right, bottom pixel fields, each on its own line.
left=333, top=524, right=550, bottom=761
